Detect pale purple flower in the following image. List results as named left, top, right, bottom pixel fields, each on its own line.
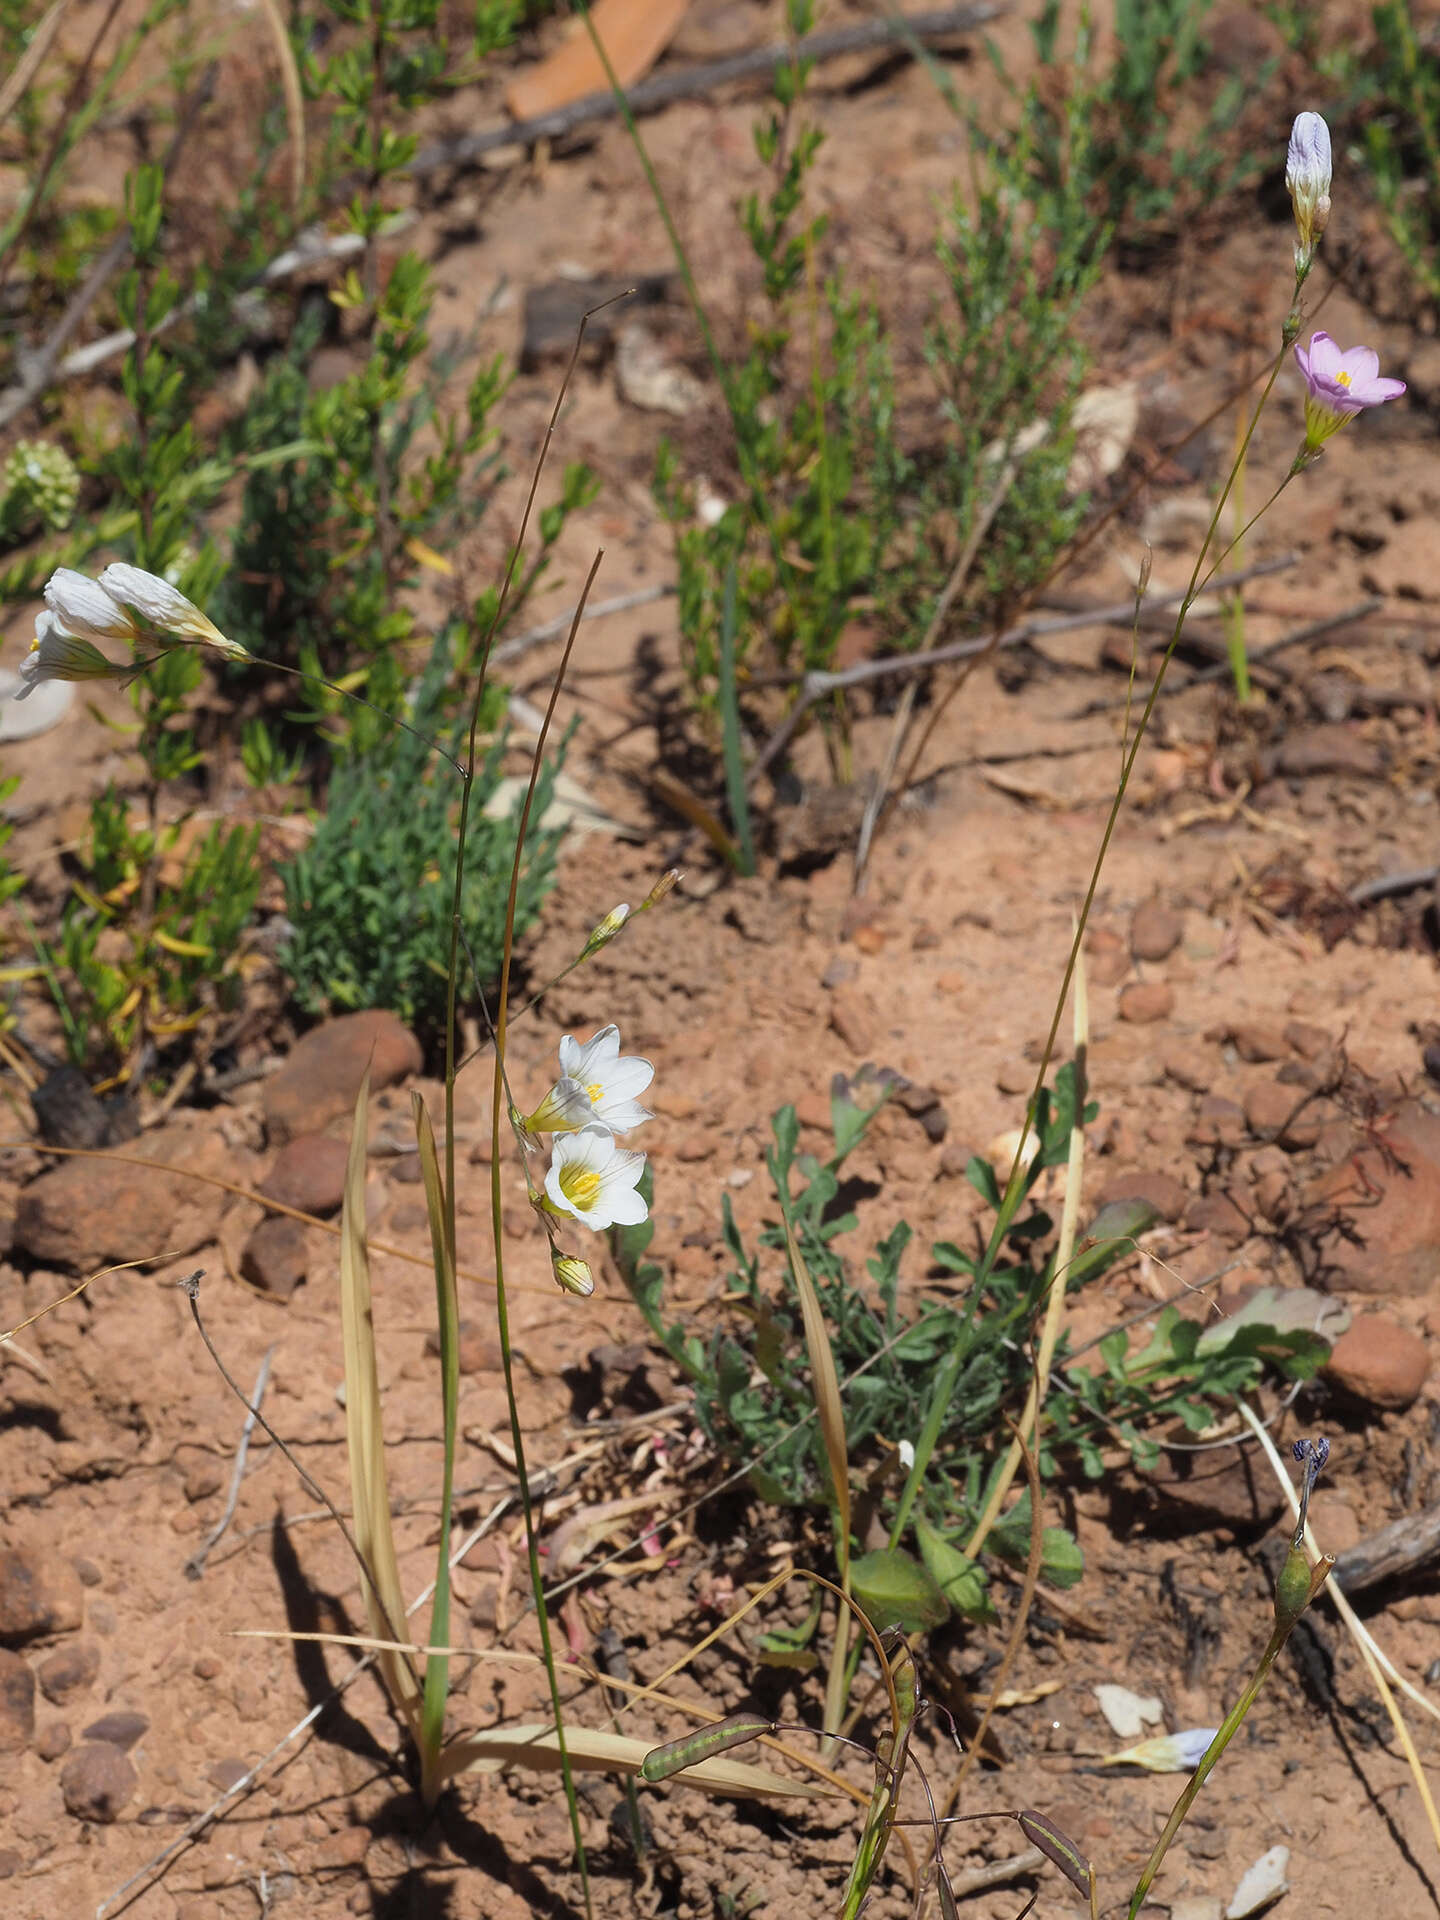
left=1294, top=332, right=1405, bottom=449
left=1286, top=112, right=1332, bottom=266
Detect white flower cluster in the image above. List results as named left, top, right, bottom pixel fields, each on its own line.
left=12, top=563, right=249, bottom=700
left=523, top=1021, right=653, bottom=1291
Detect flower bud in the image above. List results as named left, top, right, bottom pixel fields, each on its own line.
left=581, top=902, right=629, bottom=958
left=640, top=869, right=681, bottom=912
left=1286, top=111, right=1332, bottom=270
left=98, top=563, right=251, bottom=661
left=552, top=1253, right=595, bottom=1297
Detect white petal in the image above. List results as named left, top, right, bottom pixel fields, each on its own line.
left=558, top=1034, right=581, bottom=1077
left=594, top=1145, right=645, bottom=1193
left=45, top=568, right=135, bottom=643
left=602, top=1186, right=649, bottom=1228
left=602, top=1057, right=654, bottom=1102
left=594, top=1097, right=652, bottom=1134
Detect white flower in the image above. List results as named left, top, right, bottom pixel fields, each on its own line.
left=1286, top=111, right=1332, bottom=266
left=12, top=611, right=129, bottom=699
left=98, top=563, right=250, bottom=660
left=524, top=1076, right=596, bottom=1135
left=555, top=1024, right=653, bottom=1133
left=543, top=1124, right=647, bottom=1232
left=44, top=567, right=142, bottom=645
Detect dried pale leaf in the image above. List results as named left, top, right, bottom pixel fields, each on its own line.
left=1226, top=1844, right=1290, bottom=1918
left=1093, top=1683, right=1163, bottom=1739
left=482, top=770, right=642, bottom=841
left=1067, top=381, right=1139, bottom=491
left=442, top=1723, right=818, bottom=1798
left=338, top=1074, right=421, bottom=1730
left=547, top=1494, right=669, bottom=1577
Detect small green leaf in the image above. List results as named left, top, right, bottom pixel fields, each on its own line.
left=914, top=1519, right=998, bottom=1624
left=850, top=1547, right=950, bottom=1634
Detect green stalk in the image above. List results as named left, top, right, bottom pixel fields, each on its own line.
left=889, top=336, right=1293, bottom=1551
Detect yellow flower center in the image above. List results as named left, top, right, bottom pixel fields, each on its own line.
left=586, top=1081, right=605, bottom=1105
left=1335, top=370, right=1352, bottom=389
left=562, top=1167, right=602, bottom=1209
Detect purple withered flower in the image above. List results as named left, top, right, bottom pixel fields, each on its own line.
left=1290, top=1434, right=1330, bottom=1546
left=1294, top=332, right=1405, bottom=451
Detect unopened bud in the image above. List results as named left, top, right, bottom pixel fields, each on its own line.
left=1286, top=111, right=1332, bottom=274
left=552, top=1253, right=595, bottom=1297
left=581, top=902, right=629, bottom=958
left=640, top=869, right=682, bottom=911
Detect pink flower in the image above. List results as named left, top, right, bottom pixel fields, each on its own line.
left=1295, top=332, right=1405, bottom=448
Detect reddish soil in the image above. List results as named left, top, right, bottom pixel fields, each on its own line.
left=3, top=5, right=1440, bottom=1919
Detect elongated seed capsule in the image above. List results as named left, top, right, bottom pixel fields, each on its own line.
left=1018, top=1809, right=1094, bottom=1899
left=640, top=1712, right=775, bottom=1782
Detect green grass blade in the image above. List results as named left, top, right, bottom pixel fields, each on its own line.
left=413, top=1090, right=460, bottom=1803
left=717, top=560, right=756, bottom=875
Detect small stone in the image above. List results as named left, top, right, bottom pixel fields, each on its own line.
left=73, top=1559, right=102, bottom=1588
left=264, top=1011, right=423, bottom=1144
left=1095, top=1171, right=1190, bottom=1223
left=425, top=1319, right=500, bottom=1376
left=1243, top=1081, right=1320, bottom=1148
left=240, top=1215, right=310, bottom=1300
left=61, top=1742, right=136, bottom=1822
left=828, top=986, right=876, bottom=1055
left=852, top=925, right=887, bottom=954
left=820, top=957, right=858, bottom=988
left=1276, top=725, right=1383, bottom=779
left=1228, top=1023, right=1289, bottom=1063
left=1187, top=1189, right=1253, bottom=1243
left=82, top=1708, right=149, bottom=1752
left=37, top=1641, right=99, bottom=1704
left=0, top=1547, right=83, bottom=1646
left=1159, top=1043, right=1211, bottom=1092
left=1324, top=1315, right=1431, bottom=1410
left=35, top=1721, right=70, bottom=1762
left=1252, top=1168, right=1291, bottom=1223
left=1118, top=981, right=1174, bottom=1024
left=1284, top=1020, right=1332, bottom=1061
left=0, top=1649, right=35, bottom=1751
left=794, top=1090, right=830, bottom=1132
left=207, top=1756, right=250, bottom=1793
left=259, top=1135, right=350, bottom=1217
left=193, top=1654, right=221, bottom=1681
left=1085, top=927, right=1129, bottom=986
left=14, top=1121, right=232, bottom=1271
left=995, top=1061, right=1031, bottom=1096
left=1308, top=1102, right=1440, bottom=1295
left=1130, top=900, right=1183, bottom=962
left=0, top=1850, right=19, bottom=1879
left=651, top=1089, right=698, bottom=1121
left=935, top=972, right=966, bottom=995
left=1188, top=1095, right=1246, bottom=1148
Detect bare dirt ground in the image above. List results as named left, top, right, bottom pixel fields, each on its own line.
left=4, top=5, right=1440, bottom=1918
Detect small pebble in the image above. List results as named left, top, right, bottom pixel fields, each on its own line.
left=61, top=1742, right=137, bottom=1823
left=1118, top=981, right=1174, bottom=1024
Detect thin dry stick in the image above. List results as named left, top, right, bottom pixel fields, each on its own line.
left=407, top=6, right=1005, bottom=174
left=184, top=1344, right=275, bottom=1579
left=747, top=554, right=1298, bottom=784
left=0, top=62, right=217, bottom=432
left=493, top=582, right=675, bottom=664
left=0, top=0, right=71, bottom=127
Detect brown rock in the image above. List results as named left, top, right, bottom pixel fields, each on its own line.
left=0, top=1649, right=35, bottom=1752
left=1284, top=1021, right=1332, bottom=1061
left=264, top=1011, right=423, bottom=1144
left=1253, top=1168, right=1291, bottom=1223
left=1186, top=1189, right=1253, bottom=1243
left=0, top=1547, right=83, bottom=1646
left=259, top=1135, right=349, bottom=1217
left=82, top=1708, right=148, bottom=1752
left=852, top=924, right=887, bottom=955
left=14, top=1122, right=232, bottom=1272
left=240, top=1215, right=310, bottom=1300
left=1096, top=1171, right=1190, bottom=1223
left=207, top=1756, right=250, bottom=1793
left=1243, top=1081, right=1320, bottom=1148
left=1309, top=1103, right=1440, bottom=1296
left=794, top=1090, right=830, bottom=1133
left=424, top=1319, right=500, bottom=1376
left=1085, top=927, right=1129, bottom=986
left=1160, top=1043, right=1211, bottom=1093
left=35, top=1721, right=70, bottom=1762
left=1228, top=1023, right=1289, bottom=1064
left=1118, top=981, right=1174, bottom=1024
left=0, top=1850, right=19, bottom=1878
left=1324, top=1314, right=1431, bottom=1410
left=1188, top=1095, right=1246, bottom=1148
left=37, top=1640, right=99, bottom=1704
left=1130, top=901, right=1183, bottom=962
left=828, top=986, right=876, bottom=1056
left=1276, top=724, right=1383, bottom=779
left=61, top=1742, right=136, bottom=1823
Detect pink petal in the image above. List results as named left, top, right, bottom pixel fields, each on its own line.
left=1305, top=331, right=1342, bottom=380
left=1336, top=346, right=1380, bottom=385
